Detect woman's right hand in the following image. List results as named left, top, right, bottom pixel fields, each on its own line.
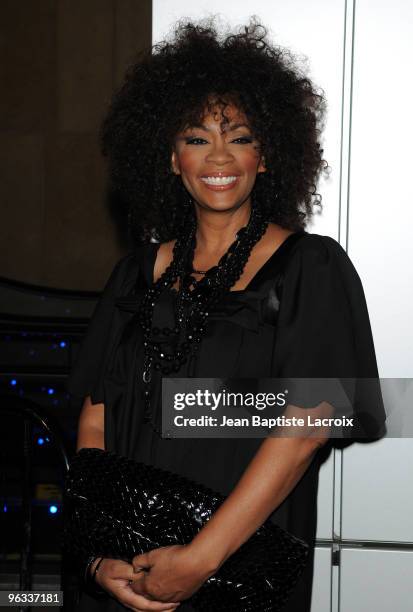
left=92, top=558, right=181, bottom=612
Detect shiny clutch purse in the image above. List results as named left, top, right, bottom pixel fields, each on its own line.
left=63, top=447, right=309, bottom=611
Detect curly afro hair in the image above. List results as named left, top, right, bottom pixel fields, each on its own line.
left=101, top=17, right=328, bottom=243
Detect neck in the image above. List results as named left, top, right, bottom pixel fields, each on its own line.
left=193, top=201, right=252, bottom=256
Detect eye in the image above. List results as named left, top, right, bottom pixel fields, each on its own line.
left=185, top=137, right=208, bottom=145
left=231, top=136, right=253, bottom=144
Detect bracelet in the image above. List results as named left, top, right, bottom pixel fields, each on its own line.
left=84, top=555, right=97, bottom=583
left=83, top=556, right=106, bottom=597
left=91, top=557, right=104, bottom=582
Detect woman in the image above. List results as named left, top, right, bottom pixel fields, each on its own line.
left=67, top=19, right=384, bottom=612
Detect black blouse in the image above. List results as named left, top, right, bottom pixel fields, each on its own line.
left=67, top=231, right=385, bottom=612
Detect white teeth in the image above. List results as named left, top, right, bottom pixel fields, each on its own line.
left=201, top=176, right=238, bottom=185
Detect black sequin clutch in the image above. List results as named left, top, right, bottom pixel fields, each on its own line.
left=63, top=447, right=309, bottom=611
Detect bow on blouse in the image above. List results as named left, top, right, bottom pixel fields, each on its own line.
left=115, top=280, right=282, bottom=335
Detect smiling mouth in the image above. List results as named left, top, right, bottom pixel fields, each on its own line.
left=200, top=175, right=239, bottom=186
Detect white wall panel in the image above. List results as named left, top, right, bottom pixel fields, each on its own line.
left=310, top=546, right=332, bottom=612
left=340, top=548, right=413, bottom=612
left=316, top=451, right=335, bottom=540
left=348, top=0, right=413, bottom=377
left=341, top=0, right=413, bottom=545
left=341, top=439, right=413, bottom=543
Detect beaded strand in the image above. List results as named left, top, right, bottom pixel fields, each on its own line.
left=137, top=200, right=269, bottom=435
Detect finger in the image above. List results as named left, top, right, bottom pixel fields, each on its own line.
left=126, top=606, right=180, bottom=612
left=127, top=609, right=179, bottom=612
left=131, top=607, right=180, bottom=612
left=121, top=593, right=180, bottom=611
left=127, top=572, right=148, bottom=598
left=129, top=572, right=148, bottom=596
left=131, top=595, right=180, bottom=610
left=117, top=585, right=180, bottom=611
left=135, top=596, right=181, bottom=610
left=132, top=552, right=152, bottom=572
left=110, top=560, right=143, bottom=581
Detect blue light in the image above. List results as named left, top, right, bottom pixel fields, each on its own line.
left=46, top=437, right=50, bottom=442
left=48, top=388, right=54, bottom=395
left=10, top=379, right=17, bottom=386
left=49, top=505, right=58, bottom=514
left=37, top=437, right=45, bottom=445
left=60, top=341, right=66, bottom=348
left=3, top=504, right=7, bottom=513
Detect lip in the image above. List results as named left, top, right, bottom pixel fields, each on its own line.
left=200, top=172, right=240, bottom=178
left=199, top=172, right=241, bottom=191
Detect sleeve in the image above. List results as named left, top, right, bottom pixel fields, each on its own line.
left=66, top=253, right=139, bottom=405
left=270, top=235, right=386, bottom=439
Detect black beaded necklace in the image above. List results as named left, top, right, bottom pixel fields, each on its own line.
left=137, top=200, right=269, bottom=435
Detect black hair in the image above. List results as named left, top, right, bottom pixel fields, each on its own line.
left=101, top=18, right=328, bottom=243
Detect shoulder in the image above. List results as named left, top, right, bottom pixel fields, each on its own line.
left=290, top=232, right=353, bottom=264
left=284, top=232, right=362, bottom=286
left=112, top=250, right=140, bottom=273
left=294, top=232, right=345, bottom=255
left=101, top=250, right=141, bottom=296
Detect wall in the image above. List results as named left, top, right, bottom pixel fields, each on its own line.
left=153, top=2, right=413, bottom=610
left=0, top=0, right=151, bottom=291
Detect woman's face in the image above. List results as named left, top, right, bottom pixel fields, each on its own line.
left=171, top=103, right=265, bottom=213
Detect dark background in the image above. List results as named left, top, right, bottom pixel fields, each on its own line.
left=0, top=2, right=152, bottom=604
left=0, top=0, right=152, bottom=291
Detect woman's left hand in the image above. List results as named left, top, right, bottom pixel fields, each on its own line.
left=130, top=544, right=215, bottom=603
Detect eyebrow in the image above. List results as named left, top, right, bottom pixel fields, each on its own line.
left=185, top=122, right=251, bottom=132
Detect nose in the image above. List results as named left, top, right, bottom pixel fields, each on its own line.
left=205, top=138, right=235, bottom=166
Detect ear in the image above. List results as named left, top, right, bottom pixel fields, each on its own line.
left=258, top=155, right=266, bottom=174
left=171, top=151, right=180, bottom=175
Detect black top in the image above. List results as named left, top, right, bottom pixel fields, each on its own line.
left=67, top=231, right=385, bottom=612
